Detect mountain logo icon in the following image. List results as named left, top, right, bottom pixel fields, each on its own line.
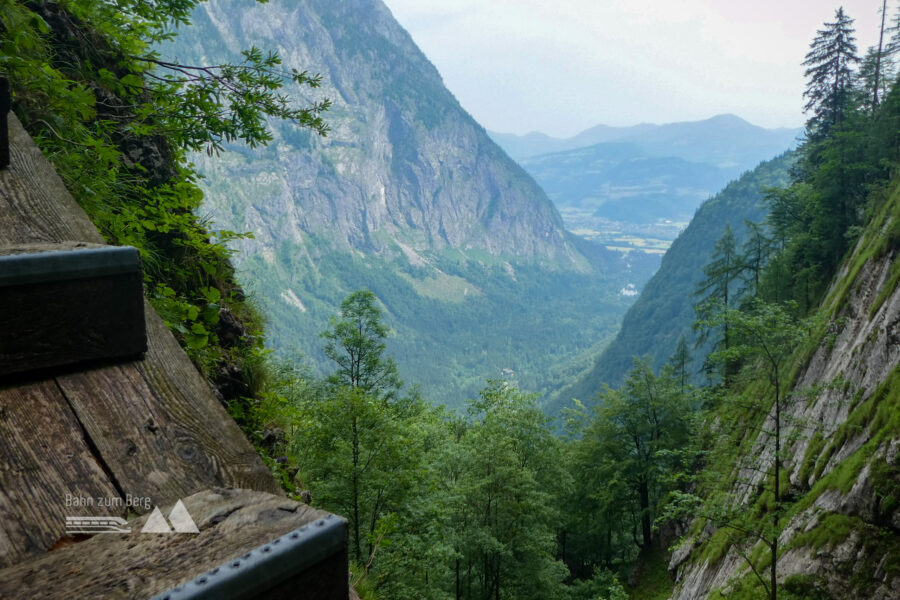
left=140, top=500, right=200, bottom=534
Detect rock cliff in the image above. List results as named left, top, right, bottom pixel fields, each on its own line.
left=172, top=0, right=582, bottom=267
left=669, top=189, right=900, bottom=599
left=165, top=0, right=654, bottom=405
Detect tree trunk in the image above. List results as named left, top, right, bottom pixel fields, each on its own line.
left=639, top=478, right=652, bottom=549
left=874, top=0, right=888, bottom=110
left=352, top=414, right=361, bottom=562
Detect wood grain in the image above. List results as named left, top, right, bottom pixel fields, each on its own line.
left=56, top=303, right=280, bottom=507
left=0, top=115, right=103, bottom=246
left=0, top=489, right=347, bottom=600
left=0, top=109, right=281, bottom=576
left=0, top=380, right=122, bottom=568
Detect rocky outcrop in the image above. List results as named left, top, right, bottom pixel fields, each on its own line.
left=669, top=205, right=900, bottom=599
left=171, top=0, right=583, bottom=268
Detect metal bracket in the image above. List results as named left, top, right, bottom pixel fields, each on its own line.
left=0, top=76, right=9, bottom=170
left=0, top=245, right=141, bottom=288
left=149, top=514, right=347, bottom=600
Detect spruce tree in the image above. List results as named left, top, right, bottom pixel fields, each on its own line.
left=802, top=7, right=860, bottom=133
left=693, top=225, right=743, bottom=378
left=740, top=220, right=774, bottom=295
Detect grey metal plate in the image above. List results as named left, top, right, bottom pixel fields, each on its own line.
left=149, top=514, right=347, bottom=600
left=0, top=245, right=141, bottom=287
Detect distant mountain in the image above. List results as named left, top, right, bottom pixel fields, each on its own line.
left=494, top=115, right=800, bottom=224
left=490, top=115, right=800, bottom=165
left=611, top=114, right=801, bottom=168
left=488, top=123, right=656, bottom=161
left=521, top=143, right=733, bottom=222
left=547, top=151, right=794, bottom=412
left=168, top=0, right=658, bottom=406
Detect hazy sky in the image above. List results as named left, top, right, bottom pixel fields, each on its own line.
left=381, top=1, right=887, bottom=137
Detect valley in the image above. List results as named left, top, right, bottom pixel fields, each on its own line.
left=166, top=0, right=663, bottom=406
left=490, top=114, right=800, bottom=253
left=4, top=1, right=898, bottom=599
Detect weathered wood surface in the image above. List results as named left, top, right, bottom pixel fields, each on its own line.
left=57, top=305, right=280, bottom=504
left=0, top=489, right=346, bottom=600
left=0, top=114, right=103, bottom=246
left=0, top=111, right=280, bottom=572
left=0, top=380, right=122, bottom=568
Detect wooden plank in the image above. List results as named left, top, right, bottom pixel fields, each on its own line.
left=0, top=114, right=103, bottom=245
left=0, top=380, right=122, bottom=568
left=55, top=303, right=280, bottom=507
left=0, top=489, right=346, bottom=600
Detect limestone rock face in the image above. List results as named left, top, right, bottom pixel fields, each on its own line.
left=173, top=0, right=581, bottom=268
left=669, top=236, right=900, bottom=599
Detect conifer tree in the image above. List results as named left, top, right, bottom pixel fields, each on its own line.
left=740, top=220, right=774, bottom=295
left=693, top=225, right=743, bottom=383
left=802, top=7, right=860, bottom=133
left=667, top=335, right=693, bottom=394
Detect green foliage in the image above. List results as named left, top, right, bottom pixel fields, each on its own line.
left=803, top=8, right=859, bottom=133
left=760, top=7, right=900, bottom=315
left=0, top=0, right=328, bottom=374
left=448, top=382, right=571, bottom=600
left=568, top=567, right=628, bottom=600
left=780, top=575, right=832, bottom=600
left=693, top=225, right=745, bottom=383
left=321, top=289, right=401, bottom=401
left=567, top=152, right=794, bottom=395
left=789, top=513, right=859, bottom=551
left=562, top=357, right=695, bottom=579
left=623, top=547, right=676, bottom=600
left=238, top=235, right=635, bottom=410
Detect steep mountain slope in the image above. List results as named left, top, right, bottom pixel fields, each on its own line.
left=549, top=152, right=793, bottom=409
left=177, top=0, right=577, bottom=263
left=168, top=0, right=657, bottom=405
left=670, top=175, right=900, bottom=600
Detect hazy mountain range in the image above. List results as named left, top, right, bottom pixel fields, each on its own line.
left=491, top=115, right=800, bottom=224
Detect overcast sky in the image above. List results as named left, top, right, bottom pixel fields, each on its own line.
left=381, top=1, right=887, bottom=137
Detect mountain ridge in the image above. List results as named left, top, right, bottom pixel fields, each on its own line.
left=489, top=114, right=801, bottom=162
left=547, top=151, right=794, bottom=412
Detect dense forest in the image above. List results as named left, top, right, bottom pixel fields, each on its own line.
left=2, top=1, right=899, bottom=600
